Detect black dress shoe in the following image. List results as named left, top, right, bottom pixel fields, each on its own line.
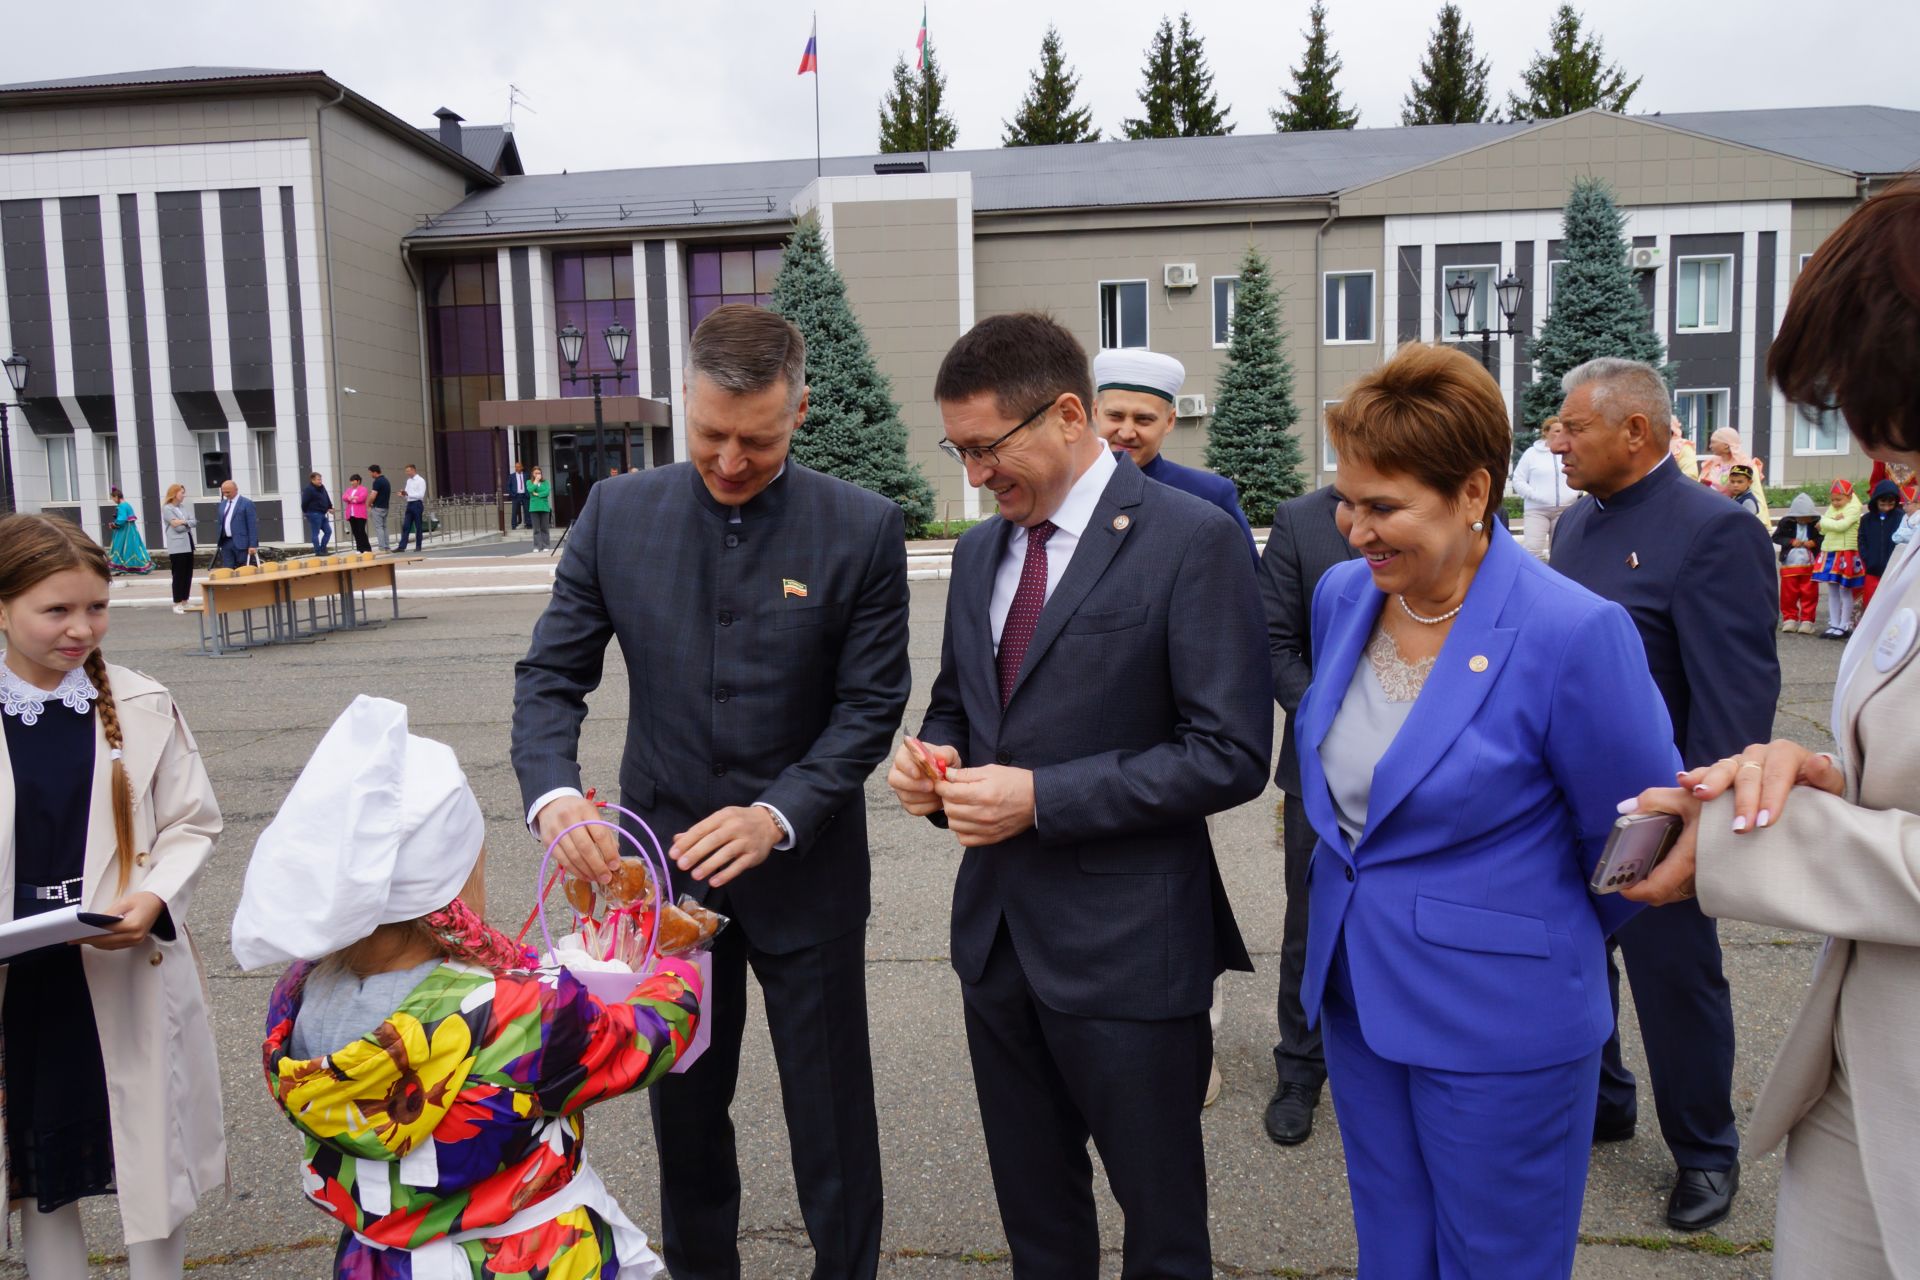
left=1592, top=1111, right=1636, bottom=1144
left=1666, top=1165, right=1739, bottom=1232
left=1264, top=1081, right=1322, bottom=1146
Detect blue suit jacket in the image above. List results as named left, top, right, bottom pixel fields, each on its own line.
left=1297, top=527, right=1681, bottom=1072
left=919, top=456, right=1271, bottom=1020
left=218, top=495, right=258, bottom=549
left=1137, top=453, right=1258, bottom=565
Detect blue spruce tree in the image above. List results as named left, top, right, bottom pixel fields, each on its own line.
left=770, top=217, right=936, bottom=535
left=1204, top=244, right=1305, bottom=523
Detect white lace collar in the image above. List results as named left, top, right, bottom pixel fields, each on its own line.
left=0, top=654, right=98, bottom=725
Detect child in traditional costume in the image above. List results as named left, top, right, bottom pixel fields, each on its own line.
left=0, top=513, right=224, bottom=1280
left=234, top=696, right=700, bottom=1279
left=1814, top=478, right=1866, bottom=637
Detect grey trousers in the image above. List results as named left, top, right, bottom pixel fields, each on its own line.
left=372, top=507, right=391, bottom=551
left=1772, top=1039, right=1893, bottom=1279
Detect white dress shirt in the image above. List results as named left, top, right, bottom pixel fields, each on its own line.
left=221, top=498, right=235, bottom=536
left=990, top=445, right=1116, bottom=650
left=404, top=474, right=427, bottom=502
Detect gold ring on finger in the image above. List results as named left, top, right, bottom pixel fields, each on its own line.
left=1737, top=762, right=1763, bottom=773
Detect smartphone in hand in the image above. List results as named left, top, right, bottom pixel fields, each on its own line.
left=1590, top=812, right=1684, bottom=894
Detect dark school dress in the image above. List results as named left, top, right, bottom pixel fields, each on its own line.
left=3, top=676, right=115, bottom=1211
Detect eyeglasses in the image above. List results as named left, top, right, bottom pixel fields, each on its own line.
left=937, top=397, right=1056, bottom=466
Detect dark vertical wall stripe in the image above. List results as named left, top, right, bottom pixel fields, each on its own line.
left=156, top=191, right=213, bottom=402
left=278, top=187, right=312, bottom=475
left=58, top=196, right=113, bottom=401
left=117, top=195, right=161, bottom=525
left=1396, top=245, right=1421, bottom=344
left=510, top=246, right=534, bottom=399
left=644, top=240, right=669, bottom=399
left=1667, top=232, right=1745, bottom=427
left=1632, top=235, right=1657, bottom=327
left=1753, top=232, right=1776, bottom=464
left=217, top=188, right=272, bottom=391
left=1512, top=239, right=1535, bottom=433
left=0, top=199, right=67, bottom=433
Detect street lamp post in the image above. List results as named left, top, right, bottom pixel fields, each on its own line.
left=552, top=323, right=632, bottom=555
left=1446, top=271, right=1527, bottom=374
left=1, top=353, right=30, bottom=516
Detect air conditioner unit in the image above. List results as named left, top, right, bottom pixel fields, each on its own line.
left=1175, top=393, right=1209, bottom=419
left=1164, top=262, right=1200, bottom=289
left=1626, top=245, right=1665, bottom=272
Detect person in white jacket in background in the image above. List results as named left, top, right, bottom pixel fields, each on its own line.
left=1512, top=416, right=1577, bottom=560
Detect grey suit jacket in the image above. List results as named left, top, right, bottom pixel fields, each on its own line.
left=1259, top=485, right=1359, bottom=797
left=511, top=462, right=911, bottom=954
left=1697, top=545, right=1920, bottom=1273
left=918, top=456, right=1272, bottom=1021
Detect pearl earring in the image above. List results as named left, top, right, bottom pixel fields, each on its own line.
left=1472, top=520, right=1485, bottom=532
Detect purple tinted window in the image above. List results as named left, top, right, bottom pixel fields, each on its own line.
left=754, top=247, right=783, bottom=294
left=553, top=253, right=586, bottom=303
left=689, top=251, right=722, bottom=297
left=689, top=294, right=720, bottom=330
left=584, top=255, right=615, bottom=301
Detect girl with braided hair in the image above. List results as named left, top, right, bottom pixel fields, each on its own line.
left=0, top=513, right=225, bottom=1279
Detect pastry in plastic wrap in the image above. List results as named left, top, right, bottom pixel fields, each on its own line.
left=655, top=896, right=728, bottom=956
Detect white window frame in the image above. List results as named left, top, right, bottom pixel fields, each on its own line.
left=195, top=429, right=232, bottom=498
left=1322, top=400, right=1341, bottom=472
left=1545, top=259, right=1569, bottom=312
left=46, top=436, right=79, bottom=503
left=253, top=429, right=279, bottom=494
left=1674, top=254, right=1735, bottom=334
left=1791, top=404, right=1848, bottom=457
left=1672, top=388, right=1731, bottom=450
left=1211, top=275, right=1238, bottom=349
left=1322, top=270, right=1376, bottom=345
left=1440, top=264, right=1499, bottom=341
left=1096, top=279, right=1149, bottom=350
left=96, top=433, right=121, bottom=497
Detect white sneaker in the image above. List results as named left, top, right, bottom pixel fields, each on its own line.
left=1798, top=621, right=1817, bottom=635
left=1780, top=619, right=1795, bottom=633
left=172, top=603, right=185, bottom=614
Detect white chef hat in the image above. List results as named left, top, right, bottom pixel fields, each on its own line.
left=1094, top=349, right=1185, bottom=403
left=230, top=696, right=487, bottom=970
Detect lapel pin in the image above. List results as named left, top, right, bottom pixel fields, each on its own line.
left=782, top=578, right=808, bottom=599
left=1627, top=552, right=1641, bottom=570
left=1112, top=514, right=1131, bottom=531
left=1469, top=655, right=1490, bottom=673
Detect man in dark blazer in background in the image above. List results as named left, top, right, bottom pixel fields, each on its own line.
left=1257, top=483, right=1360, bottom=1146
left=889, top=313, right=1272, bottom=1279
left=513, top=305, right=911, bottom=1279
left=1549, top=356, right=1780, bottom=1232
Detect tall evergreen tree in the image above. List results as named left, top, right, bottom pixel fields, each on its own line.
left=1121, top=17, right=1180, bottom=139
left=770, top=217, right=936, bottom=534
left=1506, top=4, right=1641, bottom=121
left=1271, top=2, right=1360, bottom=132
left=877, top=43, right=958, bottom=153
left=1123, top=14, right=1233, bottom=138
left=1518, top=177, right=1670, bottom=450
left=1205, top=246, right=1305, bottom=523
left=1170, top=13, right=1234, bottom=136
left=1401, top=4, right=1492, bottom=125
left=1004, top=26, right=1101, bottom=146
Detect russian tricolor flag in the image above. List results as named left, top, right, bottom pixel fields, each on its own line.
left=797, top=20, right=819, bottom=75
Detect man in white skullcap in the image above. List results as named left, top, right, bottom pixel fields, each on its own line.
left=233, top=696, right=694, bottom=1279
left=1093, top=348, right=1256, bottom=564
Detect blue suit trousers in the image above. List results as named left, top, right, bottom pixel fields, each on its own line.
left=1324, top=980, right=1598, bottom=1279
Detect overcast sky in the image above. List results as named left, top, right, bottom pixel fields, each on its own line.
left=8, top=0, right=1918, bottom=174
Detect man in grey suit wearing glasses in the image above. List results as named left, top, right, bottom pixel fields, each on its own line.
left=512, top=304, right=911, bottom=1280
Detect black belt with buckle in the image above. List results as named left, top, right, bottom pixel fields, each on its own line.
left=18, top=877, right=84, bottom=906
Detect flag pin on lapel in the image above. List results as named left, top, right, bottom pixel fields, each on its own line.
left=1627, top=552, right=1641, bottom=570
left=782, top=578, right=808, bottom=599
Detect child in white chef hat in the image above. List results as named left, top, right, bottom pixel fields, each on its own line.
left=233, top=696, right=701, bottom=1280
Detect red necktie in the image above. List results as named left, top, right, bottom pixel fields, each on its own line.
left=998, top=520, right=1056, bottom=707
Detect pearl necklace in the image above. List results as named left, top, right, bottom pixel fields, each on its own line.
left=1397, top=594, right=1464, bottom=626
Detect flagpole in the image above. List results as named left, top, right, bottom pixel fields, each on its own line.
left=812, top=11, right=821, bottom=178
left=922, top=6, right=932, bottom=171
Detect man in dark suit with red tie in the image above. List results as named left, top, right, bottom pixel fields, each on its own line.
left=888, top=313, right=1272, bottom=1278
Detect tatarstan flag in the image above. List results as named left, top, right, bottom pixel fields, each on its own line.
left=916, top=6, right=927, bottom=70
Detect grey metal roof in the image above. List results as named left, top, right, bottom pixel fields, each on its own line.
left=1656, top=106, right=1920, bottom=177
left=410, top=121, right=1529, bottom=239
left=414, top=123, right=518, bottom=175
left=0, top=67, right=313, bottom=93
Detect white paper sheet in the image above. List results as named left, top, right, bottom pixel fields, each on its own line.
left=0, top=906, right=121, bottom=962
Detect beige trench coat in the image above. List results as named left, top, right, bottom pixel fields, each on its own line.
left=1697, top=547, right=1920, bottom=1277
left=0, top=663, right=226, bottom=1243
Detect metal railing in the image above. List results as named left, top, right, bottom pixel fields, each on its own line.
left=421, top=493, right=506, bottom=544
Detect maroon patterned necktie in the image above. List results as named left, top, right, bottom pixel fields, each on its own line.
left=998, top=520, right=1057, bottom=707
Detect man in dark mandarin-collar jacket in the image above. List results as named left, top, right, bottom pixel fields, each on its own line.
left=512, top=306, right=910, bottom=1280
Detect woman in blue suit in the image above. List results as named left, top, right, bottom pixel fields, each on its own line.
left=1298, top=344, right=1681, bottom=1278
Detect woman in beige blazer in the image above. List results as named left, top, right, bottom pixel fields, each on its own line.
left=1625, top=180, right=1920, bottom=1279
left=0, top=514, right=225, bottom=1279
